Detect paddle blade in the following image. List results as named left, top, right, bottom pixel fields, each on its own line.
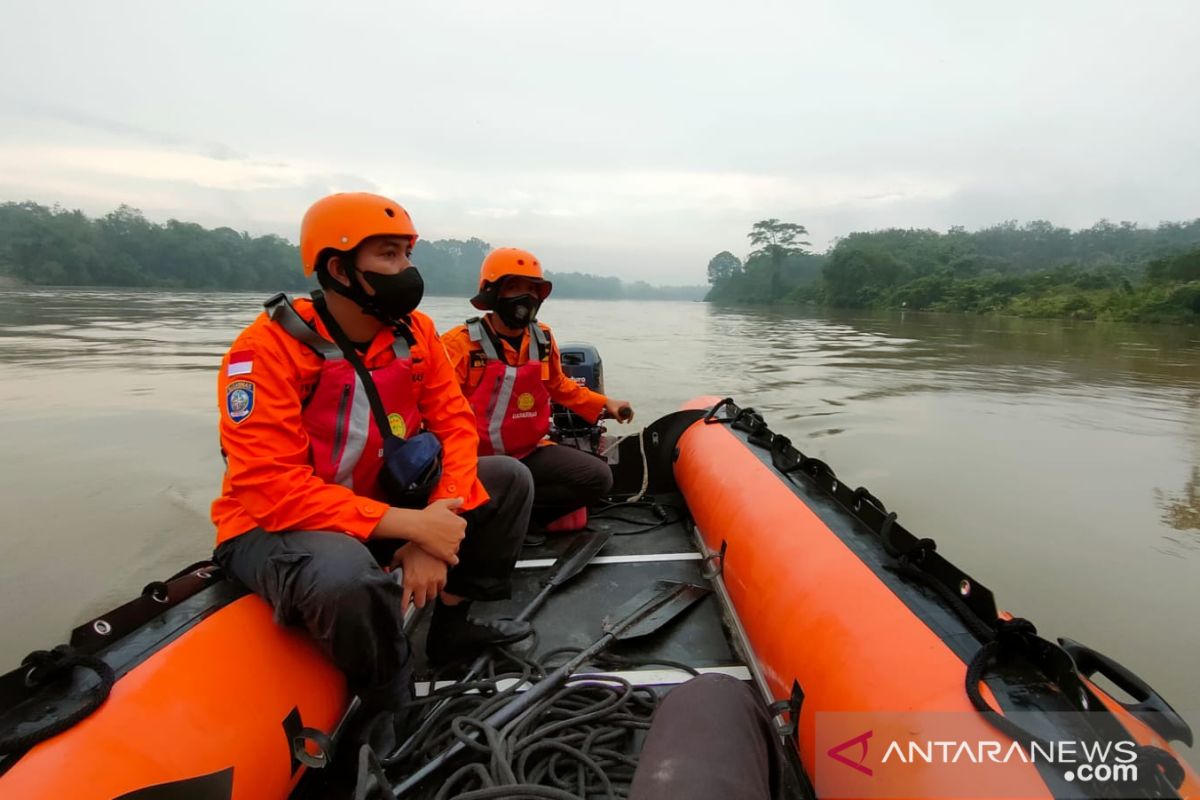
left=547, top=530, right=613, bottom=588
left=603, top=580, right=709, bottom=641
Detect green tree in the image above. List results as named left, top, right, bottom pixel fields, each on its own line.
left=748, top=219, right=810, bottom=298
left=706, top=251, right=743, bottom=285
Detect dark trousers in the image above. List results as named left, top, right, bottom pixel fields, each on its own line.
left=522, top=444, right=613, bottom=527
left=213, top=455, right=533, bottom=710
left=630, top=674, right=784, bottom=800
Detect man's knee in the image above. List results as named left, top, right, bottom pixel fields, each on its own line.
left=477, top=455, right=534, bottom=510
left=663, top=672, right=757, bottom=712
left=312, top=557, right=388, bottom=605
left=587, top=455, right=614, bottom=495
left=283, top=533, right=396, bottom=618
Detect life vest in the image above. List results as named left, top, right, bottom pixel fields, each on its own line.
left=465, top=317, right=552, bottom=460
left=267, top=296, right=423, bottom=498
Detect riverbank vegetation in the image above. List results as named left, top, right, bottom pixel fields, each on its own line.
left=707, top=219, right=1200, bottom=323
left=0, top=201, right=705, bottom=300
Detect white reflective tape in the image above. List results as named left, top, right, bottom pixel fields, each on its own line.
left=334, top=376, right=371, bottom=488
left=514, top=552, right=703, bottom=569
left=487, top=365, right=518, bottom=454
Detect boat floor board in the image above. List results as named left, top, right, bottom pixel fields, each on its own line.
left=414, top=665, right=754, bottom=698
left=518, top=496, right=693, bottom=561
left=409, top=517, right=738, bottom=681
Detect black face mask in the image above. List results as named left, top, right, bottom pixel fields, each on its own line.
left=360, top=267, right=425, bottom=320
left=328, top=258, right=425, bottom=322
left=495, top=293, right=540, bottom=329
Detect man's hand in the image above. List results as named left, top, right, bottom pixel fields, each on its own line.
left=392, top=543, right=449, bottom=615
left=375, top=498, right=466, bottom=563
left=604, top=399, right=634, bottom=423
left=415, top=497, right=467, bottom=564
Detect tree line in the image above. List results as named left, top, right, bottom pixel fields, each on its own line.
left=0, top=201, right=705, bottom=300
left=706, top=218, right=1200, bottom=323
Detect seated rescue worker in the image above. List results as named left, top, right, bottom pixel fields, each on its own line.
left=442, top=248, right=634, bottom=533
left=210, top=193, right=534, bottom=728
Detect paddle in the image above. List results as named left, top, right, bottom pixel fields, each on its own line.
left=511, top=528, right=615, bottom=625
left=390, top=579, right=710, bottom=797
left=384, top=529, right=613, bottom=764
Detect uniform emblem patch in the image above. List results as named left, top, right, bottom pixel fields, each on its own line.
left=388, top=413, right=408, bottom=438
left=226, top=380, right=255, bottom=423
left=517, top=392, right=536, bottom=411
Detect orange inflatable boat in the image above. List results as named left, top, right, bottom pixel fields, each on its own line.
left=676, top=397, right=1198, bottom=799
left=1, top=396, right=1195, bottom=799
left=0, top=567, right=348, bottom=799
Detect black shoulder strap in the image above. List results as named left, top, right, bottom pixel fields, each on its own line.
left=311, top=291, right=400, bottom=442
left=528, top=323, right=550, bottom=363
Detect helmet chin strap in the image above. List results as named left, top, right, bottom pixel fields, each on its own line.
left=325, top=254, right=390, bottom=322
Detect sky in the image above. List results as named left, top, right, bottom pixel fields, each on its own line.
left=0, top=0, right=1197, bottom=285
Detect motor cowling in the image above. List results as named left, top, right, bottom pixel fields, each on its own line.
left=552, top=343, right=605, bottom=451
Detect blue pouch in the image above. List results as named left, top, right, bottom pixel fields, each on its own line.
left=379, top=431, right=443, bottom=508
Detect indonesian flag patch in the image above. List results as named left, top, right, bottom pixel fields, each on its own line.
left=227, top=350, right=254, bottom=377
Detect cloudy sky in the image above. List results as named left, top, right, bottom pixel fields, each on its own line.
left=0, top=1, right=1196, bottom=284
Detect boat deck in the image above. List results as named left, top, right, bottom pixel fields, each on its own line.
left=407, top=497, right=744, bottom=685
left=391, top=492, right=813, bottom=800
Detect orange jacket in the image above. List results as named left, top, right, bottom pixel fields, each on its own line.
left=211, top=298, right=487, bottom=545
left=442, top=316, right=608, bottom=426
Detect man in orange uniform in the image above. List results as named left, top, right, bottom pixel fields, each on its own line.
left=211, top=194, right=533, bottom=725
left=442, top=248, right=633, bottom=533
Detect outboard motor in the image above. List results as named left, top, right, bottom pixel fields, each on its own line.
left=552, top=343, right=606, bottom=453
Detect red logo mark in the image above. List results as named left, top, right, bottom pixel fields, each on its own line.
left=827, top=730, right=874, bottom=776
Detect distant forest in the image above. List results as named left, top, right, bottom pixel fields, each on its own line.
left=707, top=218, right=1200, bottom=323
left=0, top=202, right=706, bottom=301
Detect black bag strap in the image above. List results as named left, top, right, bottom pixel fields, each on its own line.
left=311, top=291, right=402, bottom=443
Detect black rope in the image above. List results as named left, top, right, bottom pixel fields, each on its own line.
left=965, top=622, right=1184, bottom=796
left=362, top=646, right=663, bottom=800
left=0, top=645, right=115, bottom=755
left=588, top=499, right=683, bottom=536
left=851, top=486, right=886, bottom=514
left=888, top=561, right=994, bottom=642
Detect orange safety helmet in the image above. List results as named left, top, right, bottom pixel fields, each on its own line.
left=300, top=192, right=418, bottom=276
left=471, top=247, right=553, bottom=310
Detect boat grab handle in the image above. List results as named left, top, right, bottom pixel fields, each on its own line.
left=1058, top=637, right=1193, bottom=747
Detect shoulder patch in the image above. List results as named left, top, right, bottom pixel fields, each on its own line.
left=227, top=349, right=254, bottom=376
left=225, top=380, right=255, bottom=423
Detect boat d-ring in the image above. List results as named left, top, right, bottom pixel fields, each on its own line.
left=701, top=540, right=727, bottom=579
left=769, top=680, right=805, bottom=739
left=293, top=726, right=336, bottom=769
left=703, top=397, right=736, bottom=425
left=142, top=581, right=170, bottom=604
left=23, top=664, right=43, bottom=688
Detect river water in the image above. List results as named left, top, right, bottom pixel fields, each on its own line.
left=1, top=288, right=1197, bottom=749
